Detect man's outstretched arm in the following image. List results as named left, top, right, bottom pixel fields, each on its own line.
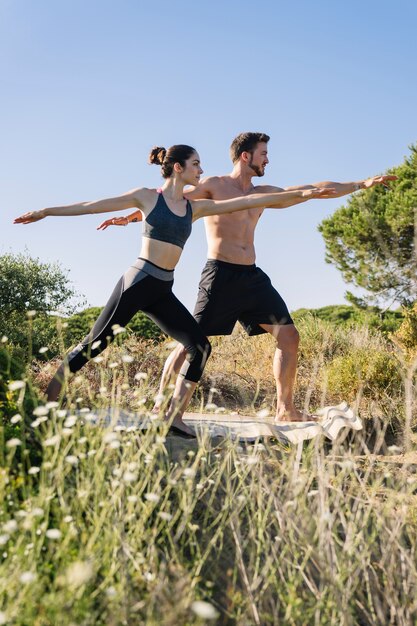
left=283, top=175, right=397, bottom=197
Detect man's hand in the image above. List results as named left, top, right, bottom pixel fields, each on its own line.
left=97, top=216, right=130, bottom=230
left=302, top=187, right=337, bottom=199
left=14, top=209, right=47, bottom=224
left=363, top=174, right=398, bottom=189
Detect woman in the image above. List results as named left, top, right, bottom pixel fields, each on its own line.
left=15, top=144, right=332, bottom=436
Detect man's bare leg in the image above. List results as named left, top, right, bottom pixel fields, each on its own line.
left=153, top=344, right=187, bottom=412
left=164, top=375, right=197, bottom=435
left=259, top=323, right=311, bottom=422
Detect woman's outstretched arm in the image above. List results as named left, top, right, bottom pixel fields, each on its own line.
left=14, top=188, right=150, bottom=224
left=191, top=187, right=336, bottom=220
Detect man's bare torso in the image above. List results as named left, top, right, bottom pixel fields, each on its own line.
left=187, top=175, right=282, bottom=265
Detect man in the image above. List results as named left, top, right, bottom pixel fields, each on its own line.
left=99, top=132, right=394, bottom=421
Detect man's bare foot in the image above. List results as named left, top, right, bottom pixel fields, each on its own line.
left=275, top=408, right=318, bottom=423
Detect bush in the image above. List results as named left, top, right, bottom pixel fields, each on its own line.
left=62, top=307, right=164, bottom=349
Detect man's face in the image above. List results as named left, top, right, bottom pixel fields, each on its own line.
left=248, top=142, right=269, bottom=177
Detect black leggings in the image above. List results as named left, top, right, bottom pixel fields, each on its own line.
left=65, top=259, right=211, bottom=382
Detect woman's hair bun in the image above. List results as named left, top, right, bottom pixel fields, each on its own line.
left=148, top=146, right=166, bottom=165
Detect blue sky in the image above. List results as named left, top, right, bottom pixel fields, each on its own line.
left=1, top=0, right=416, bottom=312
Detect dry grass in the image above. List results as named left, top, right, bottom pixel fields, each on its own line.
left=1, top=318, right=416, bottom=624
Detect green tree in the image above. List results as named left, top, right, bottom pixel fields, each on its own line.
left=0, top=252, right=84, bottom=357
left=63, top=306, right=163, bottom=347
left=318, top=145, right=417, bottom=306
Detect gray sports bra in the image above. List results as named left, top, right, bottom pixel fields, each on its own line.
left=143, top=189, right=193, bottom=249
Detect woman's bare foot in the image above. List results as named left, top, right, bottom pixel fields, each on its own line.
left=167, top=416, right=196, bottom=438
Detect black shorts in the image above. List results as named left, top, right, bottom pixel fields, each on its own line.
left=193, top=259, right=294, bottom=336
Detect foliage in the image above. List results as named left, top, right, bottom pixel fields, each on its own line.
left=318, top=145, right=417, bottom=305
left=0, top=252, right=84, bottom=358
left=292, top=304, right=403, bottom=334
left=392, top=301, right=417, bottom=359
left=62, top=306, right=164, bottom=348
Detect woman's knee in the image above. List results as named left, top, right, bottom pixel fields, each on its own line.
left=181, top=337, right=211, bottom=381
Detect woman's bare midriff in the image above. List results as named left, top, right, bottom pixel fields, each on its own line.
left=139, top=237, right=182, bottom=270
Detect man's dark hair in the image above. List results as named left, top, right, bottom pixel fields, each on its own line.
left=229, top=132, right=270, bottom=163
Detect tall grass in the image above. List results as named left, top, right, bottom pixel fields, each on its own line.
left=1, top=317, right=416, bottom=625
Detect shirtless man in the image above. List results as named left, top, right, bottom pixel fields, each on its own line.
left=99, top=132, right=395, bottom=421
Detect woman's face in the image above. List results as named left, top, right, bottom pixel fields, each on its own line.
left=181, top=152, right=203, bottom=186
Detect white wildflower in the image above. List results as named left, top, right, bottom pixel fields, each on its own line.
left=66, top=560, right=93, bottom=588
left=127, top=495, right=138, bottom=503
left=20, top=571, right=37, bottom=584
left=32, top=508, right=44, bottom=517
left=56, top=409, right=67, bottom=418
left=45, top=529, right=61, bottom=540
left=78, top=436, right=87, bottom=444
left=46, top=401, right=59, bottom=410
left=6, top=438, right=21, bottom=448
left=63, top=515, right=73, bottom=523
left=110, top=440, right=121, bottom=449
left=191, top=601, right=219, bottom=620
left=106, top=586, right=117, bottom=597
left=1, top=335, right=8, bottom=342
left=158, top=512, right=172, bottom=522
left=2, top=520, right=18, bottom=533
left=94, top=356, right=104, bottom=364
left=43, top=435, right=61, bottom=447
left=182, top=468, right=196, bottom=479
left=122, top=354, right=134, bottom=363
left=26, top=310, right=36, bottom=318
left=103, top=431, right=118, bottom=443
left=244, top=456, right=259, bottom=466
left=0, top=535, right=9, bottom=545
left=64, top=415, right=77, bottom=428
left=144, top=572, right=155, bottom=582
left=145, top=493, right=160, bottom=503
left=10, top=414, right=22, bottom=424
left=8, top=380, right=25, bottom=391
left=135, top=372, right=148, bottom=381
left=112, top=325, right=126, bottom=336
left=388, top=445, right=402, bottom=454
left=307, top=490, right=319, bottom=497
left=33, top=406, right=48, bottom=417
left=123, top=471, right=137, bottom=483
left=87, top=449, right=97, bottom=457
left=91, top=340, right=101, bottom=350
left=109, top=362, right=119, bottom=369
left=38, top=347, right=48, bottom=354
left=65, top=455, right=78, bottom=466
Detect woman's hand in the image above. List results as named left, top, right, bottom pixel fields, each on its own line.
left=97, top=216, right=129, bottom=230
left=14, top=209, right=47, bottom=224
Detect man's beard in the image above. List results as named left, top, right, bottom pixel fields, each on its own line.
left=248, top=155, right=265, bottom=177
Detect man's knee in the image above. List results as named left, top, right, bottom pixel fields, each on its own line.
left=277, top=324, right=299, bottom=352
